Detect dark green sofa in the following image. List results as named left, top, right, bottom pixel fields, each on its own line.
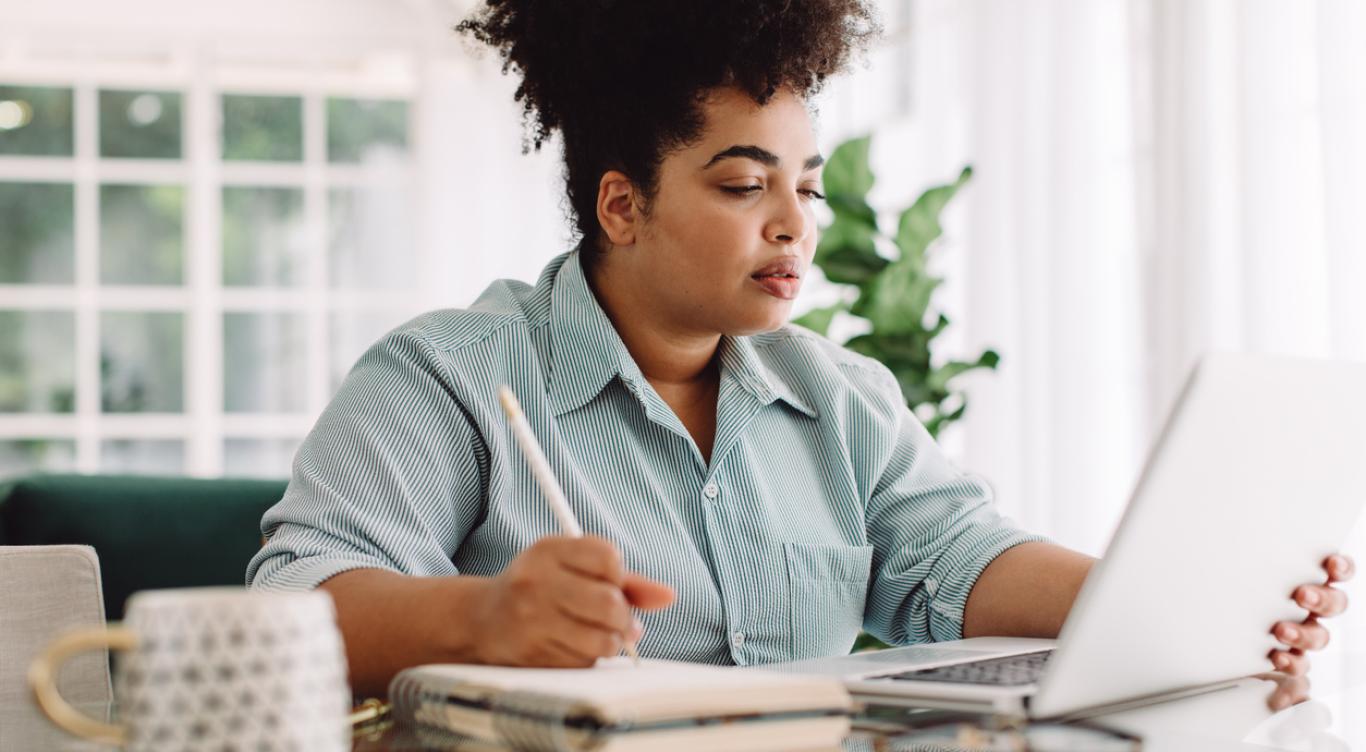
left=0, top=474, right=286, bottom=620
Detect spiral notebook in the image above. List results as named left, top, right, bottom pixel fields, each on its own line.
left=387, top=657, right=852, bottom=751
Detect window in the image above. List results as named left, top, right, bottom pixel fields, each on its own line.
left=0, top=77, right=426, bottom=479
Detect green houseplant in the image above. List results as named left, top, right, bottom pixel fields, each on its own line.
left=794, top=135, right=998, bottom=439
left=793, top=136, right=999, bottom=653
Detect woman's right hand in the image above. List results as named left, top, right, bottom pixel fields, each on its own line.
left=469, top=535, right=676, bottom=667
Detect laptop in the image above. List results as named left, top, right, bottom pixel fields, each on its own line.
left=767, top=353, right=1366, bottom=720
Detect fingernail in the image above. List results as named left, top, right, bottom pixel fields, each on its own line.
left=1282, top=625, right=1299, bottom=640
left=1303, top=590, right=1319, bottom=606
left=631, top=617, right=643, bottom=639
left=1275, top=653, right=1288, bottom=669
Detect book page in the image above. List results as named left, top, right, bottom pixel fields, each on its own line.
left=405, top=658, right=849, bottom=723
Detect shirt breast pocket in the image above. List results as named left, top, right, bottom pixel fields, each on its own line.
left=783, top=542, right=874, bottom=660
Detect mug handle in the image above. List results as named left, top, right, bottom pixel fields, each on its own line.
left=27, top=626, right=137, bottom=745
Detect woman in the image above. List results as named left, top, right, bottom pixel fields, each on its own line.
left=246, top=0, right=1351, bottom=705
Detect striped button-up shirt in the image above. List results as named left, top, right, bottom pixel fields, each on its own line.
left=246, top=248, right=1047, bottom=666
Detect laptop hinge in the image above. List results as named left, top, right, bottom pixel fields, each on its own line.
left=1036, top=677, right=1249, bottom=722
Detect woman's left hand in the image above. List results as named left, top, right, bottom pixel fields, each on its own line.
left=1265, top=554, right=1354, bottom=711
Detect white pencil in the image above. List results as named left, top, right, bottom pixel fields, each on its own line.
left=497, top=384, right=641, bottom=666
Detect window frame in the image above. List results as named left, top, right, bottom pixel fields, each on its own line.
left=0, top=58, right=431, bottom=478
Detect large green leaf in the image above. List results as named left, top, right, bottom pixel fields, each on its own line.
left=860, top=257, right=941, bottom=335
left=826, top=193, right=878, bottom=230
left=894, top=165, right=972, bottom=270
left=843, top=333, right=933, bottom=375
left=798, top=135, right=997, bottom=447
left=927, top=349, right=1000, bottom=391
left=897, top=377, right=942, bottom=407
left=814, top=217, right=886, bottom=285
left=822, top=136, right=875, bottom=198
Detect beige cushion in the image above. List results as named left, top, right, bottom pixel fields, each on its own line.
left=0, top=545, right=112, bottom=707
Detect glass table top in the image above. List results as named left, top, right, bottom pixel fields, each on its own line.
left=6, top=675, right=1365, bottom=751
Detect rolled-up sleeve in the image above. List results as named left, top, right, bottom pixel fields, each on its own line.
left=246, top=325, right=488, bottom=592
left=857, top=364, right=1050, bottom=646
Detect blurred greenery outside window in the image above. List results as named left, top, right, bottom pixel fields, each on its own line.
left=223, top=312, right=309, bottom=414
left=0, top=85, right=73, bottom=156
left=327, top=97, right=407, bottom=163
left=0, top=310, right=76, bottom=413
left=100, top=439, right=184, bottom=475
left=100, top=311, right=185, bottom=414
left=0, top=181, right=74, bottom=284
left=222, top=186, right=307, bottom=287
left=99, top=89, right=182, bottom=159
left=223, top=95, right=303, bottom=162
left=1, top=81, right=414, bottom=478
left=0, top=440, right=76, bottom=478
left=99, top=184, right=185, bottom=285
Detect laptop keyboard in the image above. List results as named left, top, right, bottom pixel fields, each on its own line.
left=876, top=649, right=1053, bottom=686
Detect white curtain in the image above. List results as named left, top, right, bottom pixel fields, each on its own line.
left=810, top=0, right=1365, bottom=730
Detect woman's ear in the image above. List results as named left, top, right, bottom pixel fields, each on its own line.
left=596, top=170, right=639, bottom=247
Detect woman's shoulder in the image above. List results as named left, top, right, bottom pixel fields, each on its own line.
left=386, top=276, right=549, bottom=357
left=749, top=325, right=903, bottom=408
left=752, top=324, right=895, bottom=380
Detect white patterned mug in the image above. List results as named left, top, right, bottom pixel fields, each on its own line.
left=28, top=587, right=352, bottom=751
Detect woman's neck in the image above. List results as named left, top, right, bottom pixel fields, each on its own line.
left=585, top=255, right=720, bottom=389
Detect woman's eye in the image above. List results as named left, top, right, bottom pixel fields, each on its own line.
left=721, top=185, right=826, bottom=200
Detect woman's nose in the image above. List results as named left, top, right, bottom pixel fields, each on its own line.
left=766, top=193, right=811, bottom=245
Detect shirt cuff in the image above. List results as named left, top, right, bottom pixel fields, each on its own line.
left=926, top=528, right=1054, bottom=643
left=246, top=553, right=400, bottom=593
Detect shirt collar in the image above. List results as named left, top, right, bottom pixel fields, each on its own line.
left=545, top=248, right=818, bottom=420
left=546, top=249, right=647, bottom=417
left=718, top=334, right=819, bottom=419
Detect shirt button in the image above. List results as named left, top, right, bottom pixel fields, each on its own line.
left=731, top=631, right=746, bottom=648
left=703, top=483, right=719, bottom=499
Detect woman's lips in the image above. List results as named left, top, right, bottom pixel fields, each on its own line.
left=751, top=275, right=801, bottom=300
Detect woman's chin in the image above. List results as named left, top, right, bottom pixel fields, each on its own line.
left=726, top=308, right=793, bottom=337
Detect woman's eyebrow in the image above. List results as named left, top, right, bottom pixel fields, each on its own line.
left=701, top=144, right=825, bottom=172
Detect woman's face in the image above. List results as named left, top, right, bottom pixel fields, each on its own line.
left=623, top=86, right=824, bottom=338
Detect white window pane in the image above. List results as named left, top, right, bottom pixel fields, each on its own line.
left=0, top=181, right=74, bottom=284
left=100, top=184, right=184, bottom=286
left=222, top=187, right=306, bottom=287
left=99, top=89, right=181, bottom=160
left=223, top=438, right=298, bottom=479
left=0, top=84, right=73, bottom=157
left=223, top=313, right=307, bottom=413
left=328, top=185, right=414, bottom=290
left=0, top=439, right=76, bottom=478
left=222, top=94, right=302, bottom=162
left=329, top=311, right=411, bottom=391
left=100, top=439, right=184, bottom=475
left=326, top=97, right=407, bottom=164
left=0, top=310, right=75, bottom=413
left=100, top=312, right=184, bottom=413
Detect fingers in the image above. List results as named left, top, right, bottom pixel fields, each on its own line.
left=535, top=635, right=601, bottom=668
left=1264, top=673, right=1311, bottom=712
left=538, top=535, right=626, bottom=585
left=545, top=621, right=624, bottom=665
left=554, top=576, right=634, bottom=634
left=493, top=536, right=674, bottom=667
left=1294, top=583, right=1349, bottom=618
left=622, top=571, right=677, bottom=611
left=1268, top=649, right=1310, bottom=677
left=1274, top=620, right=1331, bottom=652
left=1323, top=554, right=1355, bottom=584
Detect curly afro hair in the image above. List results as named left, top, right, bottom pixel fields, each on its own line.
left=456, top=0, right=880, bottom=260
